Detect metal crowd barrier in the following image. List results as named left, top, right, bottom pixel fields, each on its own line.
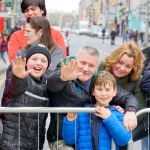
left=0, top=107, right=135, bottom=150
left=136, top=108, right=150, bottom=150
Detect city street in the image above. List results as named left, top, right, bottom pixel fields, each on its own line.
left=0, top=0, right=148, bottom=149
left=0, top=34, right=142, bottom=149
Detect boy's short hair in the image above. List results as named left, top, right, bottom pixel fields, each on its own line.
left=21, top=0, right=46, bottom=16
left=92, top=71, right=116, bottom=89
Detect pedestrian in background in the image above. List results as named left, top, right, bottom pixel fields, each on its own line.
left=140, top=32, right=144, bottom=45
left=8, top=0, right=66, bottom=62
left=133, top=29, right=138, bottom=43
left=110, top=28, right=117, bottom=45
left=62, top=71, right=131, bottom=150
left=0, top=32, right=7, bottom=64
left=101, top=27, right=106, bottom=44
left=1, top=43, right=51, bottom=150
left=65, top=29, right=69, bottom=38
left=7, top=23, right=21, bottom=42
left=122, top=30, right=129, bottom=43
left=129, top=30, right=134, bottom=40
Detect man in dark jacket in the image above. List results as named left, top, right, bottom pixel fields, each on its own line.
left=47, top=46, right=138, bottom=150
left=142, top=47, right=150, bottom=72
left=111, top=28, right=117, bottom=45
left=101, top=27, right=106, bottom=44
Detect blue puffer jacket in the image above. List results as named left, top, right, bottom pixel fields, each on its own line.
left=62, top=106, right=131, bottom=150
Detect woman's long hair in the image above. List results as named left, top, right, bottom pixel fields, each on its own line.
left=105, top=41, right=145, bottom=81
left=24, top=16, right=57, bottom=51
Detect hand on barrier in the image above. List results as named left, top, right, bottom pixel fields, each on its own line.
left=124, top=111, right=137, bottom=131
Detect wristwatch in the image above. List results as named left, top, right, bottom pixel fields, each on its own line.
left=125, top=106, right=137, bottom=113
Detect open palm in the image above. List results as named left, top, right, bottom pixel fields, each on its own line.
left=12, top=56, right=32, bottom=79
left=60, top=57, right=83, bottom=81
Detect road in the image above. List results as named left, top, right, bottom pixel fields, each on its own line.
left=68, top=34, right=123, bottom=59
left=0, top=34, right=142, bottom=149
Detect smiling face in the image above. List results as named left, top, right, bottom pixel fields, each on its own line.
left=76, top=53, right=99, bottom=83
left=24, top=5, right=44, bottom=18
left=26, top=53, right=48, bottom=80
left=24, top=23, right=41, bottom=45
left=93, top=84, right=116, bottom=106
left=111, top=54, right=134, bottom=79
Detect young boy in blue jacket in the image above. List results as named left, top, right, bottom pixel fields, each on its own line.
left=62, top=71, right=131, bottom=150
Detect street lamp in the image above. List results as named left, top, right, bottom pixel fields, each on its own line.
left=105, top=0, right=109, bottom=29
left=117, top=2, right=124, bottom=36
left=144, top=0, right=149, bottom=47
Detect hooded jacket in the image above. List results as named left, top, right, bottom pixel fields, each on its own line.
left=0, top=67, right=49, bottom=150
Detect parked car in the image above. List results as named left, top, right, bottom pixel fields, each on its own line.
left=77, top=21, right=89, bottom=35
left=88, top=25, right=100, bottom=37
left=97, top=28, right=109, bottom=39
left=62, top=33, right=70, bottom=56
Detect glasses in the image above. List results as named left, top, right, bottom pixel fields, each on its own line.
left=24, top=29, right=35, bottom=36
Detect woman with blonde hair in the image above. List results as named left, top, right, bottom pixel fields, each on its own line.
left=99, top=41, right=147, bottom=150
left=105, top=41, right=145, bottom=81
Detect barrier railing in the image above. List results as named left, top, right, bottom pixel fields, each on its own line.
left=0, top=107, right=133, bottom=150
left=136, top=108, right=150, bottom=150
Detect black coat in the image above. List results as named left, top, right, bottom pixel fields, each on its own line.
left=142, top=47, right=150, bottom=72
left=111, top=30, right=117, bottom=40
left=47, top=68, right=138, bottom=142
left=0, top=65, right=49, bottom=150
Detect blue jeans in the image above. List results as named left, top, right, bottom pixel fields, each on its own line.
left=141, top=137, right=150, bottom=150
left=0, top=52, right=6, bottom=63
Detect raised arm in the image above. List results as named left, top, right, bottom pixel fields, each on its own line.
left=47, top=57, right=83, bottom=92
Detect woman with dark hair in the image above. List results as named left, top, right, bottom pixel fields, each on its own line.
left=15, top=16, right=64, bottom=75
left=0, top=32, right=7, bottom=63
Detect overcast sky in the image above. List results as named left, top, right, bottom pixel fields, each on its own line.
left=45, top=0, right=80, bottom=12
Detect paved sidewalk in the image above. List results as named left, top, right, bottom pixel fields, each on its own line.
left=0, top=52, right=10, bottom=73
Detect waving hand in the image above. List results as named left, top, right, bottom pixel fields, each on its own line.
left=11, top=56, right=32, bottom=79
